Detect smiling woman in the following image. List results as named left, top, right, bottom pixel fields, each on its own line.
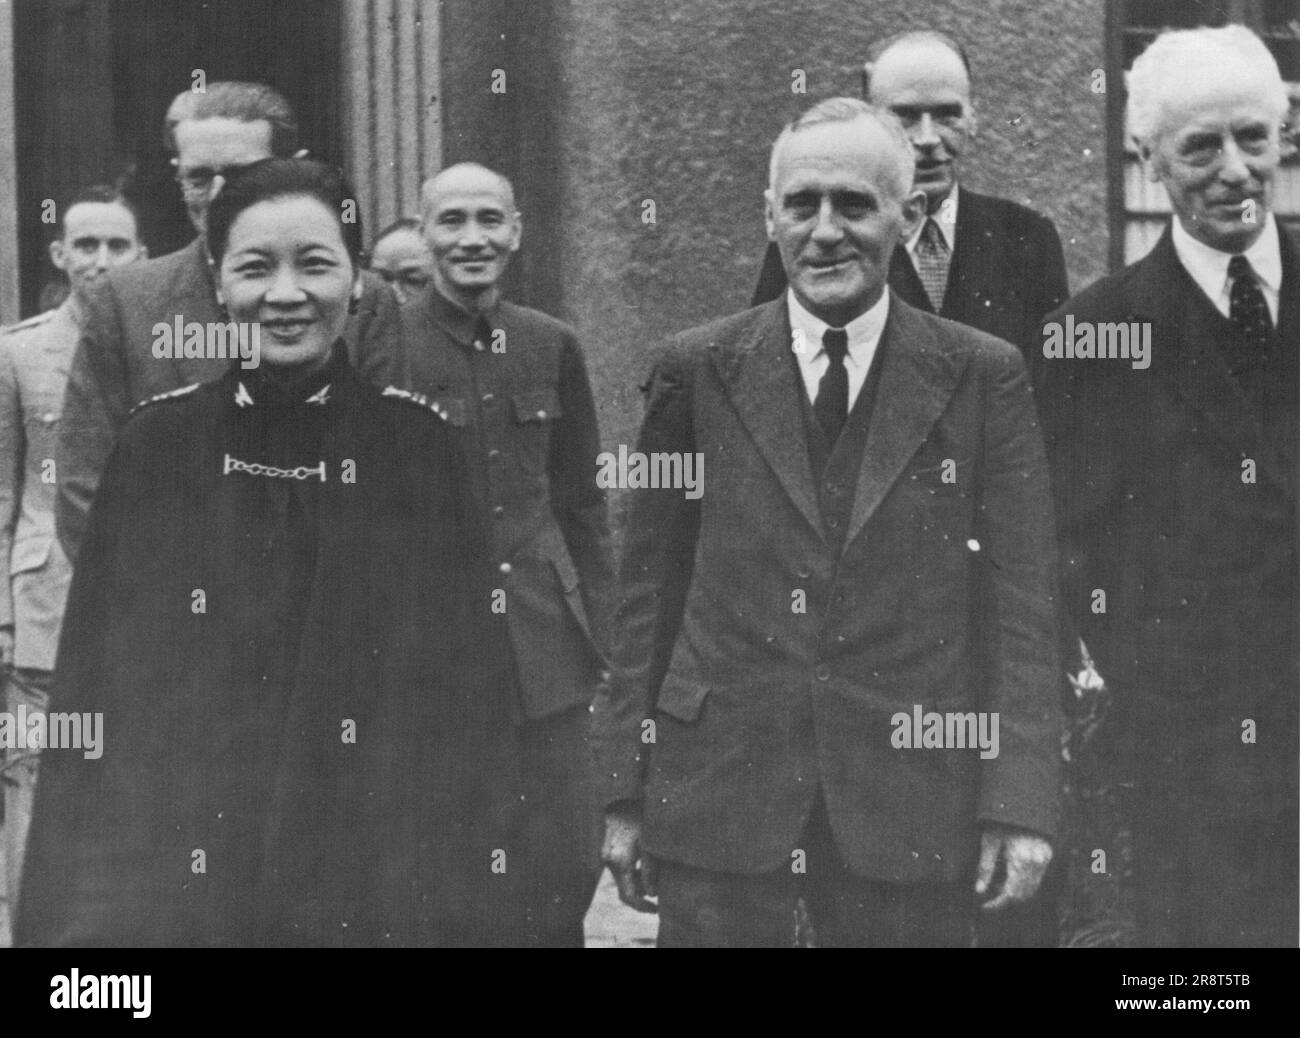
left=16, top=160, right=527, bottom=948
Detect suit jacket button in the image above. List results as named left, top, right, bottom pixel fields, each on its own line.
left=815, top=664, right=831, bottom=682
left=493, top=506, right=505, bottom=518
left=498, top=562, right=512, bottom=574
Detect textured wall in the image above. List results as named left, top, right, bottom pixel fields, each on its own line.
left=443, top=0, right=1109, bottom=457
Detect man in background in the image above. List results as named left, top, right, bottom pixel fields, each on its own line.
left=0, top=185, right=146, bottom=946
left=368, top=216, right=434, bottom=303
left=374, top=162, right=614, bottom=945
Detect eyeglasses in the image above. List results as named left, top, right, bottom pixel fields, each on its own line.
left=171, top=161, right=259, bottom=193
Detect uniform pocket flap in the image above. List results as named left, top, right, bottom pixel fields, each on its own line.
left=10, top=537, right=51, bottom=575
left=512, top=387, right=563, bottom=423
left=655, top=676, right=710, bottom=723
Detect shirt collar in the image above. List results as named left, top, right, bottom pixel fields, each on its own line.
left=786, top=287, right=890, bottom=369
left=906, top=183, right=958, bottom=253
left=1171, top=212, right=1282, bottom=302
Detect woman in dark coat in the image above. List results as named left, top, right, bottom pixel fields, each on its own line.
left=17, top=160, right=525, bottom=946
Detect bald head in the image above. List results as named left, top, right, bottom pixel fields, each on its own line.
left=420, top=162, right=521, bottom=312
left=421, top=162, right=517, bottom=214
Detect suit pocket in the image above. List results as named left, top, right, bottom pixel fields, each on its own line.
left=10, top=537, right=51, bottom=576
left=655, top=675, right=710, bottom=723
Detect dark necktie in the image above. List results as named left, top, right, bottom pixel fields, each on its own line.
left=1228, top=254, right=1273, bottom=349
left=814, top=327, right=849, bottom=443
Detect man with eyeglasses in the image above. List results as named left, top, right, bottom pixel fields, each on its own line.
left=54, top=82, right=399, bottom=558
left=368, top=217, right=435, bottom=304
left=752, top=30, right=1069, bottom=390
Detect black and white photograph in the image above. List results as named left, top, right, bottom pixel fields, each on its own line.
left=0, top=0, right=1294, bottom=1000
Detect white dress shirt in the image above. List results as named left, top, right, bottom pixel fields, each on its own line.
left=787, top=287, right=890, bottom=411
left=1171, top=212, right=1281, bottom=326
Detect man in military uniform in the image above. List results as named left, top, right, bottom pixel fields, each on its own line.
left=374, top=162, right=615, bottom=946
left=0, top=185, right=146, bottom=945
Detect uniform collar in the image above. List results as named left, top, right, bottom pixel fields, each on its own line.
left=426, top=285, right=501, bottom=350
left=232, top=340, right=348, bottom=410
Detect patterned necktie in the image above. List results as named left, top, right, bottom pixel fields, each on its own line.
left=1228, top=254, right=1273, bottom=348
left=915, top=217, right=951, bottom=312
left=814, top=328, right=849, bottom=443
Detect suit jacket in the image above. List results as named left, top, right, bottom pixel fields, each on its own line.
left=1038, top=225, right=1299, bottom=810
left=367, top=287, right=616, bottom=721
left=590, top=293, right=1063, bottom=883
left=753, top=188, right=1068, bottom=383
left=0, top=301, right=78, bottom=670
left=54, top=237, right=401, bottom=559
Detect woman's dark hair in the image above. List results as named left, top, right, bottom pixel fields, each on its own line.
left=206, top=158, right=364, bottom=269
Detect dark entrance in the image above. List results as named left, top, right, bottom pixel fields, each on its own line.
left=13, top=0, right=341, bottom=317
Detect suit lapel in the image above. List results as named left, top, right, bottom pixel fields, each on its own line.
left=943, top=189, right=991, bottom=325
left=713, top=301, right=825, bottom=537
left=170, top=238, right=225, bottom=386
left=888, top=242, right=930, bottom=312
left=843, top=297, right=963, bottom=547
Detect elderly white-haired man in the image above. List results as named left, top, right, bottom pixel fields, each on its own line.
left=1040, top=24, right=1298, bottom=947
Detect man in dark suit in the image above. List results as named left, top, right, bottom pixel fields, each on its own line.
left=593, top=98, right=1062, bottom=947
left=55, top=81, right=396, bottom=558
left=370, top=162, right=614, bottom=946
left=753, top=30, right=1068, bottom=383
left=1039, top=25, right=1298, bottom=947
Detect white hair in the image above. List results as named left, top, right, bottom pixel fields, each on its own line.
left=1127, top=24, right=1288, bottom=147
left=768, top=97, right=915, bottom=198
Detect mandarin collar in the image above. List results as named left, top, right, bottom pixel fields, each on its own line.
left=426, top=285, right=501, bottom=349
left=231, top=340, right=348, bottom=410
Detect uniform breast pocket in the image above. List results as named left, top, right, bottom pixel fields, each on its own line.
left=510, top=387, right=563, bottom=474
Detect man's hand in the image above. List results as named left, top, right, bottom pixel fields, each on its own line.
left=0, top=627, right=14, bottom=668
left=974, top=825, right=1052, bottom=910
left=602, top=803, right=658, bottom=913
